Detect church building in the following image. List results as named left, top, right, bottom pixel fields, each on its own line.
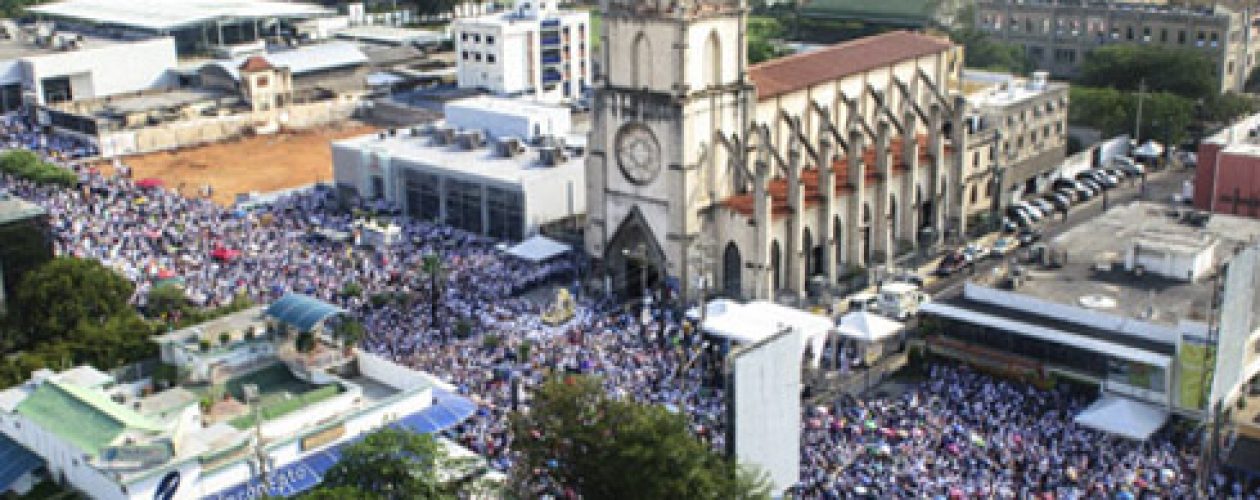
left=585, top=0, right=972, bottom=302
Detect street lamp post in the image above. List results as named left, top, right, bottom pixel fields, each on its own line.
left=689, top=235, right=715, bottom=328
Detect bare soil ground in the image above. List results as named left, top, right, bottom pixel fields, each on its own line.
left=116, top=123, right=376, bottom=206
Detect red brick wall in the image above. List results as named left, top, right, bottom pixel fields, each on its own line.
left=1202, top=150, right=1260, bottom=218
left=1194, top=142, right=1223, bottom=211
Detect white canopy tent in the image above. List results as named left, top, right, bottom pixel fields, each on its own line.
left=1074, top=395, right=1170, bottom=441
left=699, top=300, right=832, bottom=368
left=505, top=235, right=570, bottom=263
left=836, top=311, right=904, bottom=342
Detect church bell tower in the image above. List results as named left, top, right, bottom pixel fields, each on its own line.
left=585, top=0, right=754, bottom=300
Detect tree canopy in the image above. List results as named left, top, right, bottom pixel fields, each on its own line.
left=950, top=28, right=1033, bottom=75
left=1077, top=45, right=1218, bottom=100
left=0, top=257, right=157, bottom=386
left=313, top=428, right=476, bottom=500
left=509, top=375, right=771, bottom=500
left=1069, top=86, right=1195, bottom=145
left=747, top=16, right=790, bottom=65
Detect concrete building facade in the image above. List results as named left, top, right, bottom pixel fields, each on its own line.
left=959, top=70, right=1070, bottom=228
left=974, top=1, right=1256, bottom=94
left=452, top=0, right=590, bottom=102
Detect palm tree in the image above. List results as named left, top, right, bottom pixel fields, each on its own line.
left=421, top=253, right=444, bottom=332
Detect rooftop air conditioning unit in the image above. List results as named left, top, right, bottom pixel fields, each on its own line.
left=496, top=136, right=525, bottom=157
left=538, top=146, right=567, bottom=166
left=432, top=126, right=456, bottom=145
left=458, top=130, right=485, bottom=150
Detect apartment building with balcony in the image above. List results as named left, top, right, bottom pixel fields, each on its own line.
left=452, top=0, right=590, bottom=102
left=958, top=70, right=1070, bottom=227
left=974, top=1, right=1256, bottom=94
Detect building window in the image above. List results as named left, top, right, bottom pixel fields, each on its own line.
left=473, top=34, right=481, bottom=43
left=1142, top=27, right=1151, bottom=41
left=1179, top=30, right=1187, bottom=44
left=461, top=33, right=468, bottom=41
left=486, top=35, right=495, bottom=44
left=487, top=54, right=496, bottom=63
left=970, top=184, right=978, bottom=204
left=1126, top=26, right=1134, bottom=40
left=1054, top=48, right=1076, bottom=63
left=475, top=52, right=482, bottom=62
left=461, top=51, right=469, bottom=60
left=1160, top=28, right=1168, bottom=43
left=256, top=76, right=269, bottom=88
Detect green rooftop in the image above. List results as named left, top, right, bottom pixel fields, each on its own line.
left=15, top=380, right=164, bottom=455
left=799, top=0, right=935, bottom=24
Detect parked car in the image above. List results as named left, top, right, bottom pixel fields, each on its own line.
left=990, top=236, right=1018, bottom=257
left=1052, top=178, right=1077, bottom=191
left=877, top=282, right=931, bottom=321
left=1044, top=192, right=1071, bottom=212
left=935, top=250, right=972, bottom=276
left=847, top=292, right=879, bottom=313
left=1002, top=217, right=1019, bottom=233
left=1030, top=198, right=1056, bottom=215
left=961, top=242, right=989, bottom=262
left=1013, top=202, right=1044, bottom=220
left=1017, top=229, right=1042, bottom=246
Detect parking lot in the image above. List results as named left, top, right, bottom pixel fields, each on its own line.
left=931, top=164, right=1196, bottom=299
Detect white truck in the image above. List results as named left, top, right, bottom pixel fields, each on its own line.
left=877, top=282, right=930, bottom=320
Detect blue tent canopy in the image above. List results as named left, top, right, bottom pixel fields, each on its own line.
left=265, top=294, right=346, bottom=332
left=395, top=390, right=478, bottom=434
left=0, top=433, right=42, bottom=492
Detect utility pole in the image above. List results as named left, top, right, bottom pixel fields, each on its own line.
left=245, top=384, right=269, bottom=493
left=1134, top=78, right=1147, bottom=144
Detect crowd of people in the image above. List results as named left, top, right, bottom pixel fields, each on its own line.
left=0, top=118, right=1251, bottom=497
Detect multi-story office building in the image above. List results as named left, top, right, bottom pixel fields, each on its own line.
left=974, top=1, right=1256, bottom=93
left=959, top=70, right=1070, bottom=226
left=452, top=0, right=590, bottom=102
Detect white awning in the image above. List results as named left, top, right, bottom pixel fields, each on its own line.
left=505, top=235, right=570, bottom=263
left=1074, top=395, right=1169, bottom=440
left=836, top=311, right=904, bottom=342
left=920, top=302, right=1172, bottom=368
left=700, top=300, right=832, bottom=367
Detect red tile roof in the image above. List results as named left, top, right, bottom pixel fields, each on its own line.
left=721, top=135, right=940, bottom=218
left=239, top=56, right=273, bottom=72
left=748, top=31, right=954, bottom=101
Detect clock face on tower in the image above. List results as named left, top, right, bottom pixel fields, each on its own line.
left=615, top=123, right=662, bottom=186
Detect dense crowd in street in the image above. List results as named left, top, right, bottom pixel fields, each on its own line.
left=1, top=117, right=1252, bottom=497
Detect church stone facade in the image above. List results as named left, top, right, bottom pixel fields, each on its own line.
left=585, top=0, right=969, bottom=302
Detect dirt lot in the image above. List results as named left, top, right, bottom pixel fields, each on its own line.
left=118, top=123, right=376, bottom=206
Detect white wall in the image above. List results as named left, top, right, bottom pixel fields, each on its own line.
left=730, top=329, right=801, bottom=495
left=444, top=99, right=571, bottom=139
left=522, top=157, right=585, bottom=234
left=25, top=37, right=177, bottom=104
left=357, top=351, right=449, bottom=391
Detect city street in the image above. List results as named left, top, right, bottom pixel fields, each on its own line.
left=929, top=165, right=1195, bottom=300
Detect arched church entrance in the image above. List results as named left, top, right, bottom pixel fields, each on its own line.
left=604, top=208, right=666, bottom=301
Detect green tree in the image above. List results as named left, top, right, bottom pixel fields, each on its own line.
left=510, top=375, right=771, bottom=499
left=1201, top=92, right=1259, bottom=125
left=747, top=16, right=789, bottom=64
left=317, top=428, right=474, bottom=500
left=950, top=28, right=1032, bottom=75
left=9, top=257, right=139, bottom=350
left=298, top=485, right=381, bottom=499
left=146, top=283, right=188, bottom=319
left=0, top=216, right=53, bottom=313
left=421, top=254, right=444, bottom=331
left=1078, top=45, right=1217, bottom=100
left=332, top=318, right=365, bottom=349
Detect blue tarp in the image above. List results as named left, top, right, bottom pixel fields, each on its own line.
left=204, top=447, right=341, bottom=500
left=0, top=433, right=42, bottom=492
left=265, top=294, right=346, bottom=332
left=395, top=390, right=478, bottom=434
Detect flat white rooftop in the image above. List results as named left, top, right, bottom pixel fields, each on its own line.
left=334, top=25, right=446, bottom=46
left=336, top=128, right=583, bottom=186
left=963, top=70, right=1067, bottom=109
left=29, top=0, right=333, bottom=31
